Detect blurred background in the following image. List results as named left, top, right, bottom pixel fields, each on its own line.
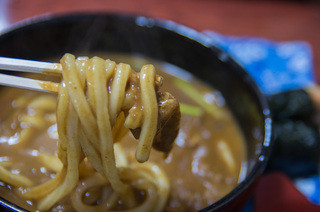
left=1, top=0, right=320, bottom=80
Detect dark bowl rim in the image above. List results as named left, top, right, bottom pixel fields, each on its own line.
left=0, top=12, right=273, bottom=212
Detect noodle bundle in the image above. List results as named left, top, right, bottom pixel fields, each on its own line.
left=0, top=54, right=178, bottom=211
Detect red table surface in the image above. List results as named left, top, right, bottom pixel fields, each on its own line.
left=5, top=0, right=320, bottom=82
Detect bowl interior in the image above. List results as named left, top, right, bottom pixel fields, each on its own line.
left=0, top=13, right=272, bottom=211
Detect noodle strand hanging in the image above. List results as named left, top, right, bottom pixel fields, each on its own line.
left=10, top=53, right=177, bottom=211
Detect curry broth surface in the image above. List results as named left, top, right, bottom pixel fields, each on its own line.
left=0, top=55, right=246, bottom=211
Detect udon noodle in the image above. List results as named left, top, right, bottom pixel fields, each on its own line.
left=0, top=54, right=180, bottom=211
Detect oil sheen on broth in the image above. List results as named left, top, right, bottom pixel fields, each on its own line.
left=0, top=54, right=247, bottom=211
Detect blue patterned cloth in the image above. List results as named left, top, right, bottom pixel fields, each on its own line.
left=204, top=31, right=315, bottom=95
left=203, top=31, right=318, bottom=210
left=295, top=176, right=320, bottom=204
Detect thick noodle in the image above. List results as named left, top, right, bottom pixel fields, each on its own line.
left=1, top=53, right=171, bottom=211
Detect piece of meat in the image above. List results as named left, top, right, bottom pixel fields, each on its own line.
left=131, top=92, right=181, bottom=153
left=153, top=92, right=181, bottom=153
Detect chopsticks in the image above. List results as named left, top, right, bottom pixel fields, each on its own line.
left=0, top=57, right=62, bottom=93
left=0, top=57, right=62, bottom=75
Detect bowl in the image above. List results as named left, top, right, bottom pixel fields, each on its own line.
left=0, top=13, right=272, bottom=211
